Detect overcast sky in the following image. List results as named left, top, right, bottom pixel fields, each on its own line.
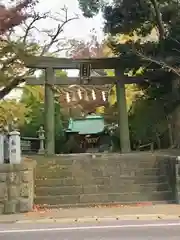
left=7, top=0, right=104, bottom=99
left=35, top=0, right=104, bottom=40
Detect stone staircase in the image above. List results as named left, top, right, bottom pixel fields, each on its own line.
left=34, top=153, right=175, bottom=207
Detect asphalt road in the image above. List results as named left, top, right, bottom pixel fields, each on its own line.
left=0, top=220, right=180, bottom=239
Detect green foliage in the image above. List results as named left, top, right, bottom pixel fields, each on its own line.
left=78, top=0, right=180, bottom=145
left=19, top=68, right=68, bottom=145
left=78, top=0, right=102, bottom=18
left=20, top=85, right=44, bottom=137
left=0, top=100, right=30, bottom=126
left=20, top=85, right=65, bottom=142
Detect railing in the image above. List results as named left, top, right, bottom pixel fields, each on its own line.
left=138, top=142, right=154, bottom=152
left=21, top=137, right=40, bottom=154
left=21, top=135, right=45, bottom=155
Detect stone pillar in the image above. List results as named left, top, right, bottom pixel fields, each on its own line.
left=4, top=126, right=9, bottom=163
left=115, top=69, right=131, bottom=153
left=9, top=130, right=21, bottom=164
left=0, top=127, right=4, bottom=163
left=45, top=67, right=55, bottom=155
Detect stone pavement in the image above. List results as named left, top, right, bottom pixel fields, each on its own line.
left=0, top=204, right=180, bottom=223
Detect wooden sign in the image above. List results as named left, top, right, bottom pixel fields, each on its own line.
left=85, top=136, right=100, bottom=144
left=80, top=63, right=91, bottom=84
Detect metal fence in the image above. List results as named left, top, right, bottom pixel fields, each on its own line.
left=21, top=136, right=44, bottom=155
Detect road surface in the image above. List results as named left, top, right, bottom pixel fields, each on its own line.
left=0, top=220, right=180, bottom=239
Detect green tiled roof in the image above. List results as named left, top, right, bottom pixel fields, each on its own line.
left=66, top=115, right=105, bottom=134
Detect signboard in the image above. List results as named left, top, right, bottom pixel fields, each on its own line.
left=80, top=63, right=91, bottom=84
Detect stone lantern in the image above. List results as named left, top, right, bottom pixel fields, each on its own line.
left=37, top=126, right=45, bottom=154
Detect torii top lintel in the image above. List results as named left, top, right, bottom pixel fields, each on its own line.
left=24, top=56, right=123, bottom=70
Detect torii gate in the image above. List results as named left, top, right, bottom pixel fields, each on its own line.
left=24, top=56, right=144, bottom=155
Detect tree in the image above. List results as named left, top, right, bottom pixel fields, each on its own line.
left=78, top=0, right=180, bottom=147
left=67, top=30, right=112, bottom=59
left=0, top=0, right=35, bottom=35
left=78, top=0, right=102, bottom=18
left=0, top=99, right=30, bottom=127
left=20, top=67, right=68, bottom=135
left=78, top=0, right=180, bottom=75
left=0, top=6, right=78, bottom=99
left=20, top=84, right=67, bottom=153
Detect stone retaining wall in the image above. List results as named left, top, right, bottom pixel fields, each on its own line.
left=0, top=159, right=35, bottom=214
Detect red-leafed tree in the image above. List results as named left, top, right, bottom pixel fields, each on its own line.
left=0, top=0, right=35, bottom=35
left=0, top=4, right=78, bottom=99
left=67, top=30, right=111, bottom=59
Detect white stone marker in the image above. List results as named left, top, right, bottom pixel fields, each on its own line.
left=9, top=130, right=21, bottom=164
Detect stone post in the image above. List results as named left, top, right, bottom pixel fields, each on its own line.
left=9, top=130, right=21, bottom=164
left=44, top=67, right=55, bottom=155
left=115, top=69, right=131, bottom=153
left=37, top=126, right=45, bottom=155
left=4, top=126, right=9, bottom=164
left=0, top=126, right=4, bottom=163
left=175, top=156, right=180, bottom=204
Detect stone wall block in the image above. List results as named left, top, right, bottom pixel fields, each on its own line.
left=0, top=165, right=11, bottom=173
left=83, top=185, right=98, bottom=194
left=0, top=173, right=7, bottom=182
left=0, top=182, right=8, bottom=200
left=4, top=200, right=18, bottom=214
left=8, top=185, right=20, bottom=199
left=0, top=159, right=35, bottom=215
left=7, top=172, right=20, bottom=185
left=13, top=164, right=28, bottom=172
left=20, top=183, right=30, bottom=197
left=19, top=198, right=32, bottom=212
left=0, top=204, right=4, bottom=214
left=21, top=171, right=30, bottom=183
left=80, top=194, right=109, bottom=203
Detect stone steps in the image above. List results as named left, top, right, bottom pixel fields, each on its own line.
left=34, top=190, right=173, bottom=206
left=35, top=182, right=171, bottom=196
left=35, top=167, right=166, bottom=179
left=34, top=153, right=174, bottom=207
left=36, top=161, right=162, bottom=169
left=35, top=175, right=168, bottom=187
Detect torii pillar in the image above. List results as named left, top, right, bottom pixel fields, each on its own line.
left=44, top=67, right=55, bottom=155
left=115, top=69, right=131, bottom=153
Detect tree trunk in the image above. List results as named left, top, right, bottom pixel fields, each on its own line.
left=150, top=0, right=165, bottom=40
left=155, top=132, right=161, bottom=149
left=0, top=78, right=24, bottom=100
left=167, top=116, right=174, bottom=148
left=171, top=77, right=180, bottom=148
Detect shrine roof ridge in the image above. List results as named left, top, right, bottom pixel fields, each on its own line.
left=24, top=56, right=124, bottom=69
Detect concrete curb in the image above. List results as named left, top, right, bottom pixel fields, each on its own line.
left=8, top=214, right=180, bottom=224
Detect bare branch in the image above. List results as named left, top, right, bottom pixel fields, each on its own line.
left=51, top=47, right=73, bottom=54
left=136, top=50, right=180, bottom=77
left=40, top=8, right=79, bottom=54
left=0, top=7, right=79, bottom=99
left=22, top=11, right=50, bottom=44
left=150, top=0, right=165, bottom=40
